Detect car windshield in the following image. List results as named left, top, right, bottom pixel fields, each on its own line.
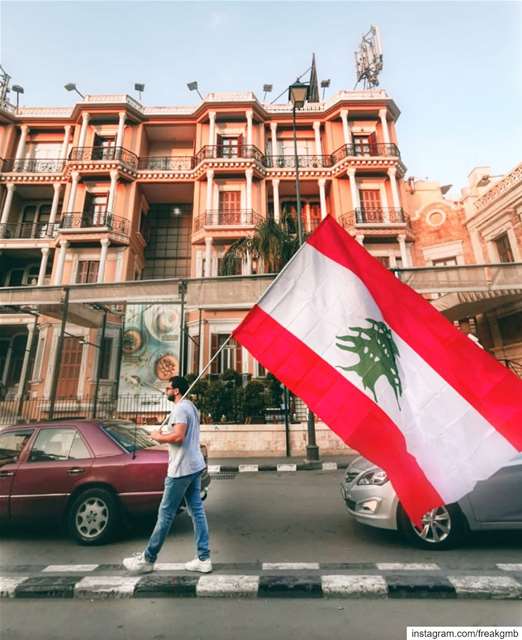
left=102, top=421, right=159, bottom=453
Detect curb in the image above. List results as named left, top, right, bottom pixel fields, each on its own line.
left=209, top=462, right=349, bottom=474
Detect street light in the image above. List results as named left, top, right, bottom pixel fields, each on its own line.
left=64, top=83, right=85, bottom=99
left=187, top=81, right=204, bottom=100
left=320, top=79, right=331, bottom=100
left=12, top=84, right=23, bottom=111
left=288, top=79, right=320, bottom=462
left=263, top=83, right=273, bottom=101
left=134, top=82, right=145, bottom=102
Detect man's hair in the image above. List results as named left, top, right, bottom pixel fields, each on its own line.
left=169, top=376, right=189, bottom=395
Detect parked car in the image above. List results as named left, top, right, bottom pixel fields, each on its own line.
left=0, top=419, right=210, bottom=545
left=341, top=454, right=522, bottom=549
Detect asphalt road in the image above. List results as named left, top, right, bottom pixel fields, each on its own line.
left=1, top=471, right=521, bottom=567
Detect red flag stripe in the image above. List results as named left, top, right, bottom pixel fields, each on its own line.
left=307, top=216, right=522, bottom=450
left=233, top=304, right=444, bottom=524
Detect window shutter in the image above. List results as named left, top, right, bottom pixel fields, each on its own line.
left=210, top=333, right=219, bottom=374
left=369, top=132, right=378, bottom=155
left=234, top=339, right=242, bottom=373
left=238, top=133, right=244, bottom=157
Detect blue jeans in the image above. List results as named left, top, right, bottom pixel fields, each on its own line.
left=144, top=471, right=210, bottom=563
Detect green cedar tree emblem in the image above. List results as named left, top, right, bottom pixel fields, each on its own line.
left=336, top=318, right=402, bottom=409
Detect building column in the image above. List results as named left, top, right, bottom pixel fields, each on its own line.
left=470, top=228, right=486, bottom=263
left=67, top=171, right=80, bottom=211
left=14, top=125, right=28, bottom=161
left=340, top=110, right=351, bottom=146
left=1, top=183, right=16, bottom=225
left=272, top=178, right=280, bottom=223
left=388, top=167, right=401, bottom=210
left=54, top=240, right=69, bottom=285
left=246, top=110, right=253, bottom=147
left=37, top=247, right=50, bottom=286
left=347, top=168, right=360, bottom=210
left=379, top=108, right=390, bottom=145
left=78, top=112, right=90, bottom=148
left=60, top=125, right=71, bottom=160
left=98, top=239, right=110, bottom=283
left=49, top=183, right=61, bottom=230
left=205, top=169, right=214, bottom=213
left=318, top=178, right=327, bottom=220
left=204, top=237, right=213, bottom=277
left=107, top=170, right=118, bottom=214
left=15, top=322, right=37, bottom=401
left=398, top=234, right=410, bottom=267
left=270, top=122, right=277, bottom=156
left=245, top=249, right=252, bottom=275
left=208, top=111, right=216, bottom=146
left=356, top=234, right=365, bottom=245
left=245, top=168, right=253, bottom=223
left=313, top=121, right=322, bottom=157
left=115, top=112, right=126, bottom=149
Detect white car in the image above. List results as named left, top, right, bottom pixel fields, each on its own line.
left=341, top=454, right=522, bottom=549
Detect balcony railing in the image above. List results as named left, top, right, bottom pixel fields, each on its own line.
left=0, top=222, right=58, bottom=240
left=69, top=146, right=139, bottom=170
left=194, top=145, right=264, bottom=165
left=60, top=211, right=130, bottom=235
left=194, top=209, right=262, bottom=231
left=263, top=155, right=333, bottom=169
left=3, top=158, right=65, bottom=173
left=339, top=207, right=407, bottom=226
left=331, top=143, right=401, bottom=164
left=138, top=156, right=195, bottom=171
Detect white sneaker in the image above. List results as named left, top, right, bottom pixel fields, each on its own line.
left=122, top=552, right=155, bottom=575
left=185, top=558, right=213, bottom=573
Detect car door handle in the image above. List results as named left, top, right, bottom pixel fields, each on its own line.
left=67, top=467, right=85, bottom=475
left=0, top=471, right=15, bottom=478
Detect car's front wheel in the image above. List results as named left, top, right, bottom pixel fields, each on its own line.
left=67, top=488, right=120, bottom=545
left=397, top=502, right=468, bottom=550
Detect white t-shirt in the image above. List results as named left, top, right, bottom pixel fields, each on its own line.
left=166, top=399, right=205, bottom=478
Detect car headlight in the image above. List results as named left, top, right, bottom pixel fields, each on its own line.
left=356, top=469, right=389, bottom=486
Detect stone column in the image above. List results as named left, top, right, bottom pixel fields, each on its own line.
left=1, top=183, right=16, bottom=225
left=340, top=110, right=351, bottom=146
left=61, top=125, right=71, bottom=160
left=208, top=111, right=216, bottom=146
left=98, top=239, right=110, bottom=283
left=54, top=240, right=69, bottom=285
left=14, top=125, right=28, bottom=161
left=388, top=167, right=401, bottom=211
left=318, top=178, right=327, bottom=220
left=246, top=110, right=253, bottom=147
left=347, top=168, right=360, bottom=210
left=313, top=122, right=322, bottom=157
left=48, top=183, right=61, bottom=230
left=272, top=178, right=280, bottom=223
left=37, top=247, right=50, bottom=286
left=205, top=169, right=214, bottom=215
left=78, top=112, right=90, bottom=148
left=107, top=170, right=118, bottom=214
left=15, top=322, right=37, bottom=401
left=115, top=112, right=126, bottom=149
left=398, top=234, right=410, bottom=267
left=379, top=108, right=390, bottom=145
left=356, top=234, right=365, bottom=245
left=67, top=171, right=80, bottom=211
left=204, top=236, right=213, bottom=277
left=270, top=122, right=277, bottom=157
left=245, top=249, right=252, bottom=275
left=245, top=168, right=253, bottom=223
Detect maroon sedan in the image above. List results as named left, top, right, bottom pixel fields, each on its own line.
left=0, top=419, right=210, bottom=545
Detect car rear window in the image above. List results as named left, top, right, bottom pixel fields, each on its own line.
left=101, top=421, right=158, bottom=453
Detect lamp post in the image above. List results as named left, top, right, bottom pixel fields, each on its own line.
left=64, top=83, right=85, bottom=99
left=288, top=80, right=320, bottom=462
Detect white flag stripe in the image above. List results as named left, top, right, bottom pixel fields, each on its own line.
left=258, top=243, right=517, bottom=503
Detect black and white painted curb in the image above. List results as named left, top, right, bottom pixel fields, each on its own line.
left=209, top=462, right=350, bottom=474
left=1, top=562, right=521, bottom=599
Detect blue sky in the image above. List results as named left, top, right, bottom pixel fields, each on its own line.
left=2, top=1, right=521, bottom=193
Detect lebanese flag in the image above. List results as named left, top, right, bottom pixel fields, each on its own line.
left=233, top=216, right=522, bottom=524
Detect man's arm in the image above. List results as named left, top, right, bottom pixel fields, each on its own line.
left=151, top=423, right=188, bottom=445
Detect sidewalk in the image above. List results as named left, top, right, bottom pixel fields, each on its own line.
left=206, top=453, right=358, bottom=473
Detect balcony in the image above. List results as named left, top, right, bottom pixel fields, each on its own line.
left=138, top=156, right=195, bottom=171
left=194, top=145, right=264, bottom=165
left=263, top=155, right=333, bottom=169
left=59, top=211, right=130, bottom=236
left=69, top=146, right=138, bottom=170
left=331, top=143, right=400, bottom=164
left=2, top=158, right=65, bottom=173
left=339, top=207, right=407, bottom=227
left=194, top=209, right=262, bottom=231
left=0, top=222, right=58, bottom=240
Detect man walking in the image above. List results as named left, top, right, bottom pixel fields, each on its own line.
left=123, top=376, right=212, bottom=574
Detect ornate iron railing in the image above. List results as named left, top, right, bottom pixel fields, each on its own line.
left=138, top=156, right=195, bottom=171
left=339, top=207, right=407, bottom=226
left=331, top=143, right=401, bottom=164
left=0, top=222, right=58, bottom=240
left=263, top=155, right=333, bottom=169
left=60, top=211, right=130, bottom=235
left=194, top=145, right=264, bottom=165
left=69, top=146, right=139, bottom=169
left=194, top=209, right=262, bottom=231
left=3, top=158, right=65, bottom=173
